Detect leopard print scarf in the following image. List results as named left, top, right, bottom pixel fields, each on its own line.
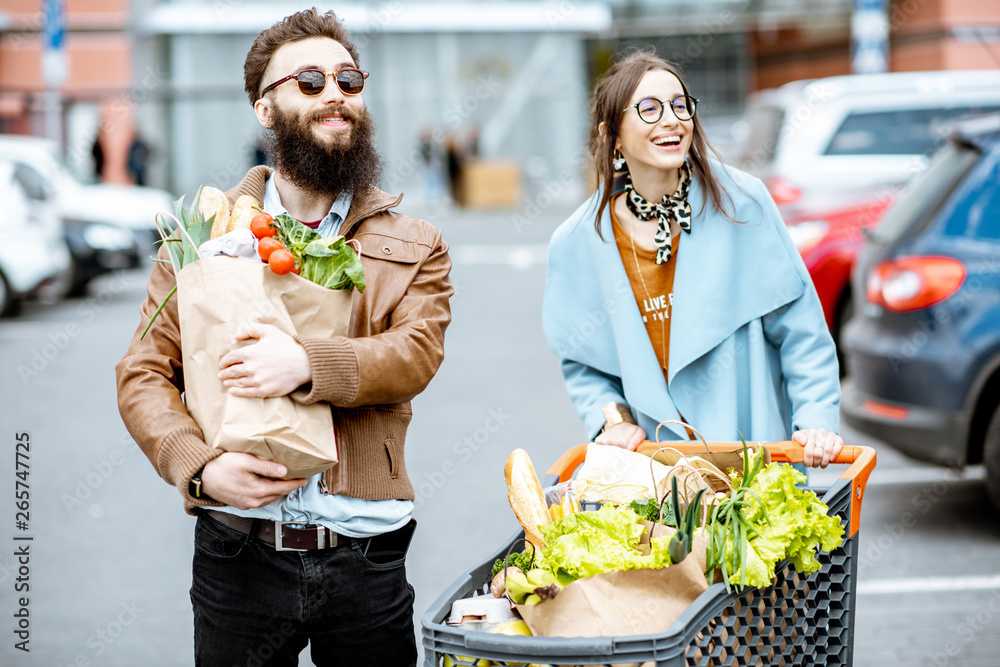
left=623, top=162, right=692, bottom=265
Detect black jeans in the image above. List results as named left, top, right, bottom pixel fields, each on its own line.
left=191, top=512, right=417, bottom=667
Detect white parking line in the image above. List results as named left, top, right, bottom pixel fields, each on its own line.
left=868, top=466, right=986, bottom=486
left=450, top=244, right=548, bottom=270
left=0, top=322, right=64, bottom=341
left=858, top=574, right=1000, bottom=595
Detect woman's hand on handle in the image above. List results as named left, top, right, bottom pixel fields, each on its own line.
left=794, top=429, right=845, bottom=468
left=595, top=422, right=647, bottom=452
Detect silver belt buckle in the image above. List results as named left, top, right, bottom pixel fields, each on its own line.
left=274, top=521, right=326, bottom=551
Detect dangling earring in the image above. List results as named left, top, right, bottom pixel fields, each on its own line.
left=613, top=149, right=626, bottom=172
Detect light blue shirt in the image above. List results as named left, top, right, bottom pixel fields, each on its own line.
left=213, top=176, right=414, bottom=538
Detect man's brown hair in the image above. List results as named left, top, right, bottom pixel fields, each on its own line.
left=244, top=8, right=360, bottom=106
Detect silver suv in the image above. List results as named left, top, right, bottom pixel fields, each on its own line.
left=731, top=70, right=1000, bottom=207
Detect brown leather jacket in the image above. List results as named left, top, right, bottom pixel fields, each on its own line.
left=116, top=166, right=453, bottom=513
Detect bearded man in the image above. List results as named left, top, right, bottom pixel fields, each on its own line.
left=115, top=9, right=452, bottom=666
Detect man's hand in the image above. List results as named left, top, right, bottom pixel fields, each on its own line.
left=794, top=429, right=845, bottom=468
left=218, top=324, right=311, bottom=398
left=201, top=452, right=308, bottom=509
left=595, top=422, right=647, bottom=451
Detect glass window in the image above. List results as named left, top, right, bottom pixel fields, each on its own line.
left=941, top=148, right=1000, bottom=240
left=735, top=105, right=785, bottom=173
left=873, top=142, right=980, bottom=243
left=824, top=105, right=1000, bottom=156
left=13, top=163, right=49, bottom=202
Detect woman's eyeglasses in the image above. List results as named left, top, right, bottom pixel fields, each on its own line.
left=623, top=95, right=698, bottom=123
left=260, top=68, right=369, bottom=98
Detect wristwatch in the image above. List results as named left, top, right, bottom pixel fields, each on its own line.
left=189, top=467, right=206, bottom=499
left=601, top=402, right=636, bottom=431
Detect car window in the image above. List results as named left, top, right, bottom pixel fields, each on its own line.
left=824, top=105, right=1000, bottom=156
left=735, top=104, right=785, bottom=173
left=872, top=141, right=980, bottom=243
left=13, top=162, right=49, bottom=202
left=941, top=146, right=1000, bottom=240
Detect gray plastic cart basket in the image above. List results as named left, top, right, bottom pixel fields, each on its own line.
left=421, top=441, right=876, bottom=667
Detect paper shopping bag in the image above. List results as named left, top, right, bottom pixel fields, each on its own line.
left=516, top=555, right=709, bottom=639
left=515, top=533, right=711, bottom=640
left=176, top=256, right=353, bottom=479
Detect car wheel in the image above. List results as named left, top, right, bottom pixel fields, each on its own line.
left=35, top=259, right=75, bottom=304
left=66, top=257, right=93, bottom=298
left=984, top=402, right=1000, bottom=514
left=0, top=270, right=21, bottom=318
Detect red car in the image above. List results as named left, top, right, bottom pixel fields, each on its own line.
left=778, top=191, right=895, bottom=357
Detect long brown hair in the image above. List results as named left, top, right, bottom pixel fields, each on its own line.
left=588, top=50, right=736, bottom=234
left=244, top=8, right=360, bottom=107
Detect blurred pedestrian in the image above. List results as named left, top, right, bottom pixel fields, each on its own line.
left=445, top=133, right=464, bottom=205
left=466, top=125, right=480, bottom=158
left=418, top=126, right=444, bottom=206
left=542, top=51, right=844, bottom=469
left=91, top=135, right=104, bottom=181
left=126, top=133, right=150, bottom=186
left=116, top=8, right=453, bottom=666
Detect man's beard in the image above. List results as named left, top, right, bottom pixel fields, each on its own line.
left=265, top=102, right=382, bottom=198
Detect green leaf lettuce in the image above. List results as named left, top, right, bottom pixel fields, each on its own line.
left=538, top=505, right=673, bottom=582
left=747, top=463, right=846, bottom=577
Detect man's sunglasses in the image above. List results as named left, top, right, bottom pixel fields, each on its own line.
left=260, top=68, right=369, bottom=98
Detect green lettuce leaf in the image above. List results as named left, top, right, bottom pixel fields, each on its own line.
left=747, top=463, right=846, bottom=576
left=708, top=460, right=846, bottom=589
left=724, top=532, right=785, bottom=588
left=538, top=505, right=671, bottom=582
left=273, top=214, right=365, bottom=292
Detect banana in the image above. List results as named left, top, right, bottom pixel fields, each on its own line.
left=503, top=570, right=536, bottom=605
left=505, top=569, right=563, bottom=605
left=490, top=566, right=523, bottom=598
left=525, top=569, right=557, bottom=587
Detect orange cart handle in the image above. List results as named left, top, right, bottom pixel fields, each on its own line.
left=545, top=441, right=877, bottom=538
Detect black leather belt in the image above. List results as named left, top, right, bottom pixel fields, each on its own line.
left=205, top=510, right=351, bottom=551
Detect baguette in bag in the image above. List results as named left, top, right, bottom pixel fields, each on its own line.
left=505, top=449, right=552, bottom=549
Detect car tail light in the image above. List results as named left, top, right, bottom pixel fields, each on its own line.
left=861, top=399, right=909, bottom=420
left=766, top=177, right=802, bottom=206
left=785, top=220, right=829, bottom=253
left=865, top=256, right=965, bottom=312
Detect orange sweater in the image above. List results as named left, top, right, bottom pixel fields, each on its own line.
left=611, top=206, right=680, bottom=376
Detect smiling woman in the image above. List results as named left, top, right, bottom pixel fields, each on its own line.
left=542, top=50, right=845, bottom=470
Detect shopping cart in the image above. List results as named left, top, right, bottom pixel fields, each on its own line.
left=421, top=440, right=877, bottom=667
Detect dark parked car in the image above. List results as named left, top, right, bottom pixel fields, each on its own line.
left=62, top=217, right=140, bottom=296
left=842, top=113, right=1000, bottom=510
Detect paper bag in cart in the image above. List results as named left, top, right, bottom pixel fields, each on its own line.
left=516, top=533, right=711, bottom=640
left=177, top=256, right=352, bottom=479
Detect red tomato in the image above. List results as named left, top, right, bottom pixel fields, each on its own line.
left=268, top=249, right=296, bottom=275
left=250, top=212, right=276, bottom=239
left=258, top=237, right=284, bottom=262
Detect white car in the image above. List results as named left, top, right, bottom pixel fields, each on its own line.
left=0, top=134, right=176, bottom=294
left=0, top=159, right=72, bottom=316
left=731, top=70, right=1000, bottom=206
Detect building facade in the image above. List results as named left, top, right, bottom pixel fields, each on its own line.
left=2, top=0, right=997, bottom=200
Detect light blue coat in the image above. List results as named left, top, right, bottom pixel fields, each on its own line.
left=542, top=164, right=840, bottom=443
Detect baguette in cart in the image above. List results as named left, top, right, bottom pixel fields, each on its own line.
left=421, top=437, right=876, bottom=667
